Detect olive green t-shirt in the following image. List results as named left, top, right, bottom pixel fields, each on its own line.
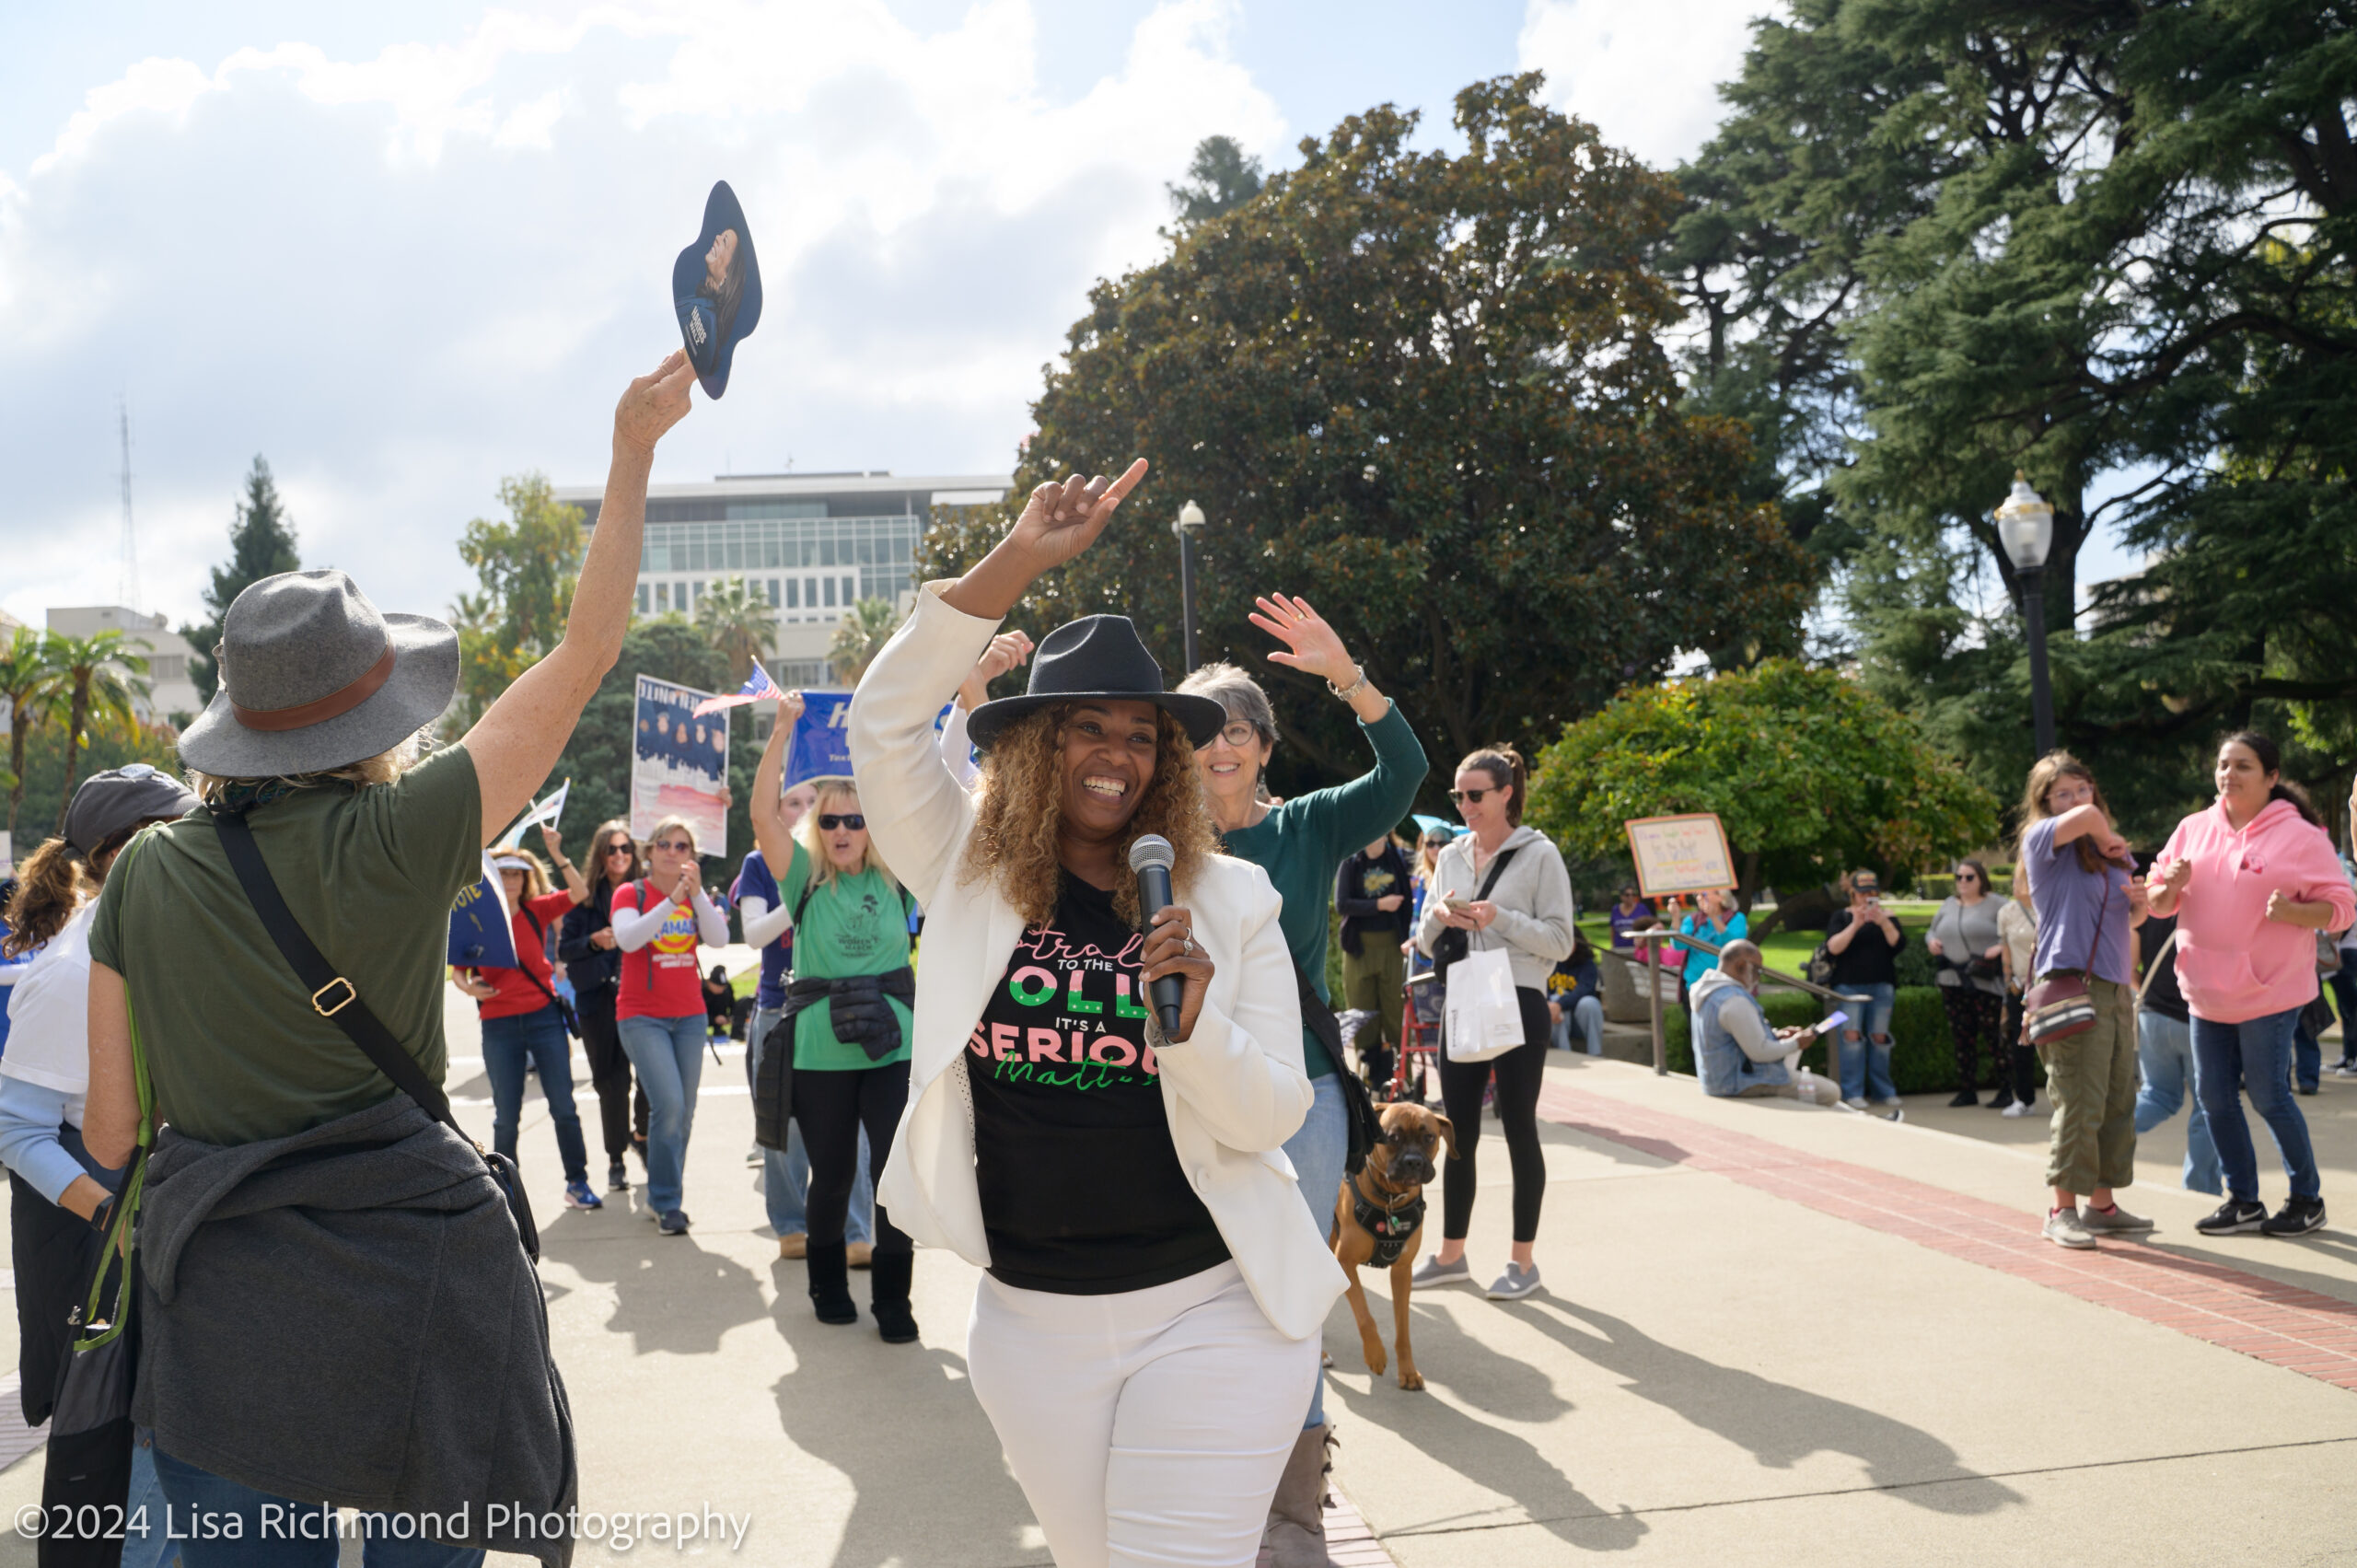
left=89, top=744, right=483, bottom=1145
left=781, top=840, right=914, bottom=1072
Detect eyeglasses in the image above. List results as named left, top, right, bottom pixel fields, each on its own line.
left=818, top=814, right=866, bottom=831
left=1955, top=871, right=1980, bottom=883
left=651, top=839, right=694, bottom=854
left=1215, top=721, right=1260, bottom=749
left=1448, top=787, right=1494, bottom=805
left=603, top=843, right=634, bottom=859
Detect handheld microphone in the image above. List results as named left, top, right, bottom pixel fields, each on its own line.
left=1127, top=834, right=1187, bottom=1037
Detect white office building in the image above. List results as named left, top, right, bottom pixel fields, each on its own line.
left=553, top=471, right=1008, bottom=686
left=45, top=606, right=206, bottom=727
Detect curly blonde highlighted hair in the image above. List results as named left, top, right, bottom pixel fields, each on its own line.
left=960, top=703, right=1221, bottom=928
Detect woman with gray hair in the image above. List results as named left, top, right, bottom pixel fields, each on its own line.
left=79, top=349, right=697, bottom=1564
left=1176, top=594, right=1425, bottom=1568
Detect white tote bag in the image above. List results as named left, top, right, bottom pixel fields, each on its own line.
left=1443, top=945, right=1525, bottom=1063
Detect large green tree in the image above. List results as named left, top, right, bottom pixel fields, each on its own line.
left=1671, top=0, right=2357, bottom=838
left=0, top=628, right=67, bottom=842
left=183, top=456, right=302, bottom=703
left=923, top=75, right=1815, bottom=804
left=450, top=474, right=586, bottom=730
left=1527, top=659, right=1996, bottom=928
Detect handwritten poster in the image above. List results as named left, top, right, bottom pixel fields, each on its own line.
left=1623, top=813, right=1736, bottom=899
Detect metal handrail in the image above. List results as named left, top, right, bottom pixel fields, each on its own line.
left=1615, top=927, right=1865, bottom=1078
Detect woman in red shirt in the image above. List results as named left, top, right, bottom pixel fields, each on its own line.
left=611, top=815, right=731, bottom=1235
left=451, top=825, right=602, bottom=1212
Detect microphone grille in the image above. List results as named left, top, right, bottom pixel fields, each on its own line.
left=1127, top=833, right=1176, bottom=873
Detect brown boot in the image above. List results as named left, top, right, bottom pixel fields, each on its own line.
left=1263, top=1422, right=1336, bottom=1568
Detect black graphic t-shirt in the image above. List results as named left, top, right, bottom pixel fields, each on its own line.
left=966, top=873, right=1231, bottom=1295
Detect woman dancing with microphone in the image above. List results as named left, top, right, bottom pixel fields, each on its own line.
left=849, top=462, right=1341, bottom=1568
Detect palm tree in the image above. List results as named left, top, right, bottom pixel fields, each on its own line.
left=828, top=598, right=901, bottom=687
left=694, top=575, right=775, bottom=682
left=46, top=631, right=148, bottom=830
left=0, top=627, right=67, bottom=842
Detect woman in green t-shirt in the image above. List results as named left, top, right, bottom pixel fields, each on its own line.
left=755, top=776, right=920, bottom=1342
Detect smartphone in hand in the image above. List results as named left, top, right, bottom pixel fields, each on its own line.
left=1812, top=1010, right=1850, bottom=1036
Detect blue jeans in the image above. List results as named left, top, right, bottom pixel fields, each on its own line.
left=1283, top=1073, right=1348, bottom=1430
left=479, top=1005, right=588, bottom=1185
left=2291, top=1014, right=2323, bottom=1092
left=151, top=1446, right=482, bottom=1566
left=749, top=1005, right=872, bottom=1245
left=617, top=1011, right=707, bottom=1216
left=1550, top=995, right=1604, bottom=1056
left=1836, top=983, right=1898, bottom=1100
left=125, top=1427, right=173, bottom=1568
left=2193, top=1006, right=2320, bottom=1202
left=2133, top=1009, right=2222, bottom=1196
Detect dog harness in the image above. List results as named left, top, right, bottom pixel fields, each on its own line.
left=1352, top=1183, right=1427, bottom=1268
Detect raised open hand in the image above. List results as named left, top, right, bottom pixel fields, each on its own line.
left=615, top=349, right=697, bottom=456
left=1248, top=595, right=1355, bottom=686
left=1004, top=461, right=1150, bottom=575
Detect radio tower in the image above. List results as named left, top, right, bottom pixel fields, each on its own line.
left=118, top=398, right=143, bottom=612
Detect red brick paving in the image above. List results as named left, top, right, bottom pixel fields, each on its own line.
left=1256, top=1493, right=1394, bottom=1568
left=1538, top=1083, right=2357, bottom=1393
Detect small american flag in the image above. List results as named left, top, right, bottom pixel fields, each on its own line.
left=692, top=658, right=785, bottom=716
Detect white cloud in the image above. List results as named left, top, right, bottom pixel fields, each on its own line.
left=1516, top=0, right=1780, bottom=169
left=0, top=1, right=1289, bottom=632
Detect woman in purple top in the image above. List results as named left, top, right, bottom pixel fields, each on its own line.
left=2017, top=752, right=2149, bottom=1250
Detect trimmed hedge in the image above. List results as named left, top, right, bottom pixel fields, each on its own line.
left=1662, top=984, right=1975, bottom=1094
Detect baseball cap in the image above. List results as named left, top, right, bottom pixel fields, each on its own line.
left=61, top=763, right=199, bottom=857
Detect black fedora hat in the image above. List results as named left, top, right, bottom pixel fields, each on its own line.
left=965, top=615, right=1227, bottom=754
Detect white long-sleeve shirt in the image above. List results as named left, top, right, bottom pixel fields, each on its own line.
left=612, top=888, right=729, bottom=951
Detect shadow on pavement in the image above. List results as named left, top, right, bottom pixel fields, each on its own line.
left=1329, top=1302, right=1647, bottom=1551
left=540, top=1208, right=772, bottom=1356
left=1524, top=1298, right=2022, bottom=1514
left=767, top=1267, right=1044, bottom=1568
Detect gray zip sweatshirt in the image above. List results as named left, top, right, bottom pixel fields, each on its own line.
left=1414, top=824, right=1576, bottom=992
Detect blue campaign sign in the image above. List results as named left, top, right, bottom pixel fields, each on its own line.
left=448, top=854, right=517, bottom=969
left=781, top=691, right=955, bottom=788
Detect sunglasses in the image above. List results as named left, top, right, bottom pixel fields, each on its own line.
left=603, top=843, right=635, bottom=859
left=651, top=839, right=694, bottom=854
left=1448, top=787, right=1496, bottom=805
left=1955, top=870, right=1980, bottom=882
left=818, top=814, right=866, bottom=831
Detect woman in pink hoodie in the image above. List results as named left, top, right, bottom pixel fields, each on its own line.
left=2151, top=731, right=2354, bottom=1238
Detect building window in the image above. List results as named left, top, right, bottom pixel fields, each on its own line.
left=822, top=576, right=837, bottom=608
left=767, top=578, right=780, bottom=607
left=637, top=585, right=651, bottom=614
left=655, top=582, right=669, bottom=612
left=842, top=575, right=857, bottom=606
left=785, top=579, right=799, bottom=609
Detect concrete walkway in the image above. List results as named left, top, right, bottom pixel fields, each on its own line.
left=0, top=981, right=2351, bottom=1565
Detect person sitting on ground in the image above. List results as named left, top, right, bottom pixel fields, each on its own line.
left=702, top=963, right=736, bottom=1040
left=1547, top=932, right=1605, bottom=1055
left=1691, top=941, right=1831, bottom=1102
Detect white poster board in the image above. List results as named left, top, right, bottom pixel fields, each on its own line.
left=632, top=674, right=730, bottom=856
left=1623, top=813, right=1736, bottom=899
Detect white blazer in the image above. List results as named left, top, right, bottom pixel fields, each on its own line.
left=849, top=583, right=1347, bottom=1341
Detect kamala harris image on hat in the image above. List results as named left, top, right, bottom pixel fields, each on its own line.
left=672, top=180, right=762, bottom=399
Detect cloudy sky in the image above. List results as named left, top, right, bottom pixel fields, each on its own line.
left=1, top=0, right=1782, bottom=633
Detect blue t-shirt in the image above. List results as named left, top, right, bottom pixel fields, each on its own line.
left=731, top=851, right=791, bottom=1009
left=2024, top=818, right=2134, bottom=986
left=1678, top=912, right=1747, bottom=985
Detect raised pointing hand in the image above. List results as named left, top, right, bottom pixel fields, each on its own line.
left=1006, top=460, right=1150, bottom=574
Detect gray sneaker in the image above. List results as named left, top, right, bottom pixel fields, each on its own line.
left=1410, top=1254, right=1471, bottom=1288
left=2042, top=1207, right=2096, bottom=1250
left=1485, top=1262, right=1541, bottom=1301
left=2079, top=1202, right=2154, bottom=1234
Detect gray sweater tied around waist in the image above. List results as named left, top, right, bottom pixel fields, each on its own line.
left=133, top=1096, right=575, bottom=1564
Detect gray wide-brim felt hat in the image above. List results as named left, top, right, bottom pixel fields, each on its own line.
left=177, top=570, right=460, bottom=778
left=965, top=613, right=1227, bottom=754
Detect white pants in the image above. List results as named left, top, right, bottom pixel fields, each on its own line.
left=967, top=1260, right=1319, bottom=1568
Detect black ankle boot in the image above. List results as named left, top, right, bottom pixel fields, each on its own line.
left=871, top=1250, right=918, bottom=1344
left=1947, top=1089, right=1979, bottom=1107
left=807, top=1240, right=858, bottom=1326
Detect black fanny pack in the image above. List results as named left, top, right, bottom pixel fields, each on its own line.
left=1432, top=847, right=1518, bottom=982
left=212, top=807, right=540, bottom=1263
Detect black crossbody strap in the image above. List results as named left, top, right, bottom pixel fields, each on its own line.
left=212, top=809, right=459, bottom=1131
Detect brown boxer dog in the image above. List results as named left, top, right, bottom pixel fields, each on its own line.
left=1331, top=1101, right=1453, bottom=1391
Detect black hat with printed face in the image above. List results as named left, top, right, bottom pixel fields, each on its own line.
left=963, top=615, right=1227, bottom=755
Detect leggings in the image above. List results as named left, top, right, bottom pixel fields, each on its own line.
left=967, top=1260, right=1318, bottom=1568
left=794, top=1059, right=912, bottom=1256
left=1436, top=985, right=1551, bottom=1244
left=575, top=981, right=647, bottom=1161
left=1941, top=984, right=2003, bottom=1091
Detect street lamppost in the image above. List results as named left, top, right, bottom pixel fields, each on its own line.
left=1995, top=470, right=2057, bottom=759
left=1173, top=499, right=1205, bottom=673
